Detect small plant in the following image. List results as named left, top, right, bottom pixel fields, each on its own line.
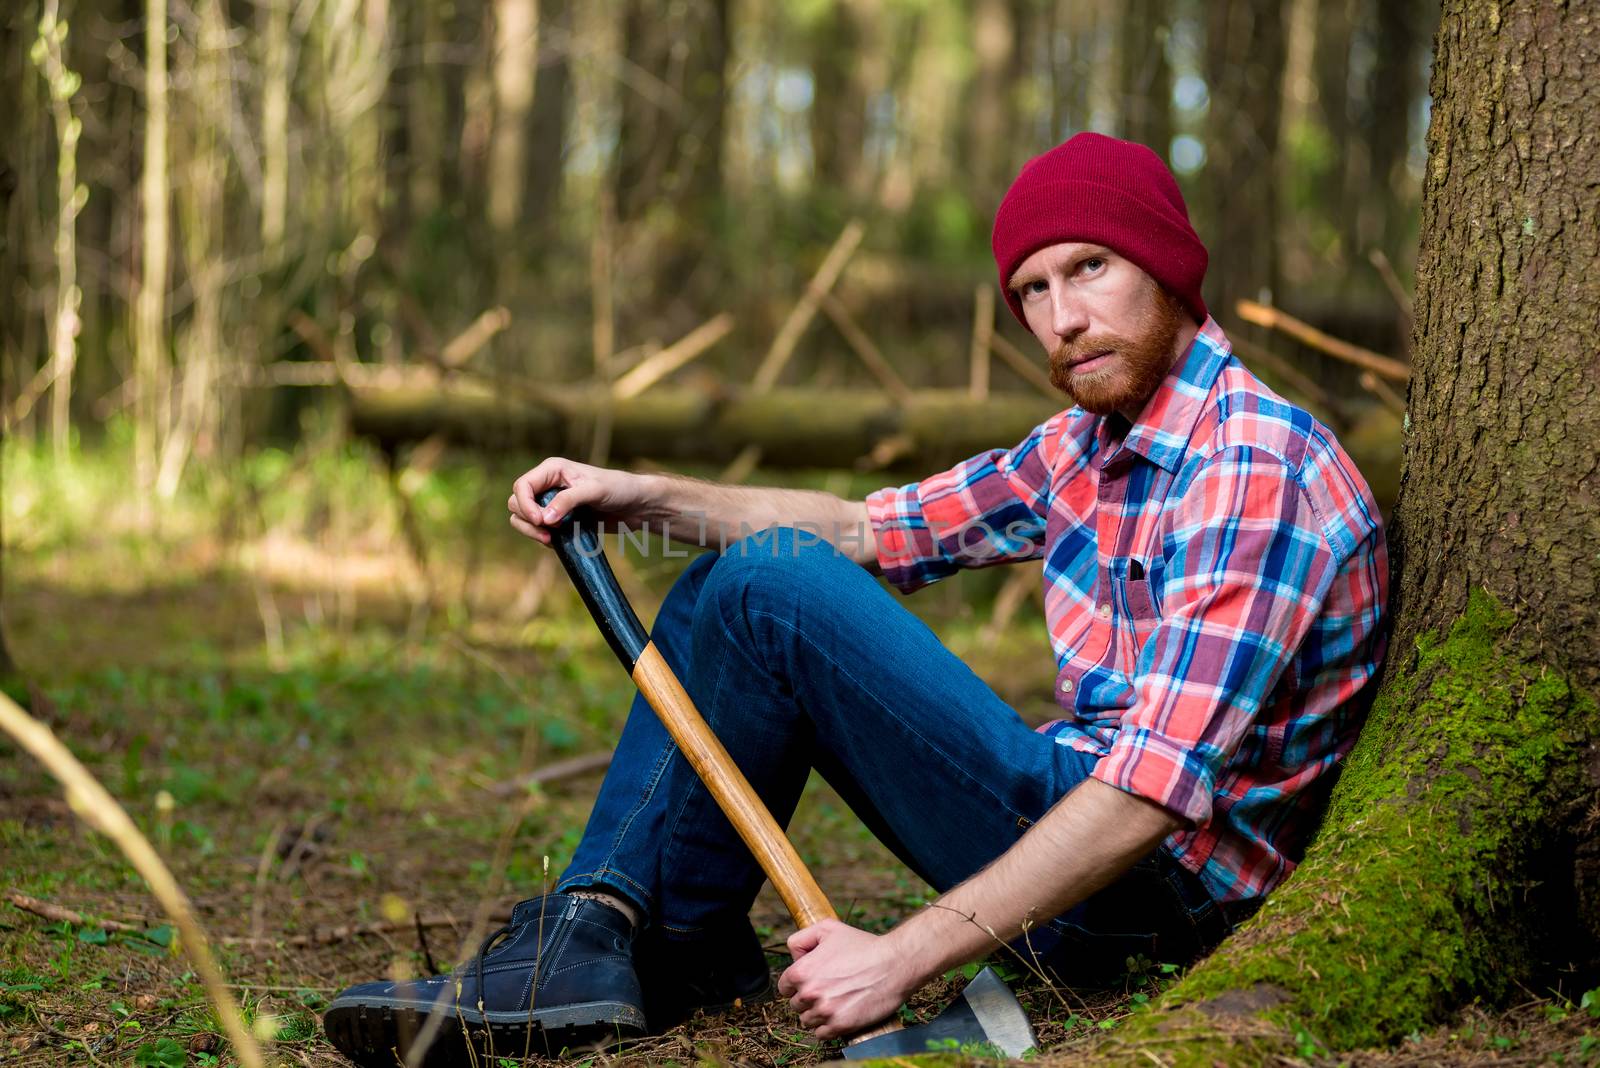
left=1294, top=1026, right=1328, bottom=1059
left=133, top=1038, right=186, bottom=1067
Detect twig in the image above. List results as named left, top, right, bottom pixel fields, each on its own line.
left=718, top=444, right=761, bottom=485
left=414, top=912, right=440, bottom=974
left=276, top=814, right=328, bottom=884
left=969, top=284, right=994, bottom=400
left=286, top=309, right=338, bottom=363
left=1234, top=299, right=1411, bottom=382
left=486, top=752, right=616, bottom=797
left=821, top=294, right=913, bottom=405
left=249, top=822, right=286, bottom=943
left=0, top=694, right=266, bottom=1068
left=988, top=332, right=1061, bottom=401
left=438, top=307, right=512, bottom=369
left=5, top=890, right=149, bottom=933
left=612, top=313, right=735, bottom=400
left=1359, top=370, right=1408, bottom=416
left=1367, top=248, right=1415, bottom=321
left=3, top=359, right=67, bottom=432
left=751, top=219, right=864, bottom=391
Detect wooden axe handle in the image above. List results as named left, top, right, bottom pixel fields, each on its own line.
left=535, top=491, right=835, bottom=928
left=631, top=644, right=838, bottom=927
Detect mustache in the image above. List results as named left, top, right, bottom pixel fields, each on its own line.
left=1050, top=334, right=1128, bottom=367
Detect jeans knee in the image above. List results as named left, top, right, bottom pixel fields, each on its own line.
left=693, top=527, right=853, bottom=640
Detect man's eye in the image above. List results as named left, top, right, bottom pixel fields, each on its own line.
left=1023, top=280, right=1048, bottom=296
left=1082, top=258, right=1105, bottom=273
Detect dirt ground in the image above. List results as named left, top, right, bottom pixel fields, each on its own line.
left=3, top=466, right=1596, bottom=1067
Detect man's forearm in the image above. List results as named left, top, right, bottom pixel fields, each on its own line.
left=884, top=778, right=1180, bottom=983
left=637, top=473, right=878, bottom=568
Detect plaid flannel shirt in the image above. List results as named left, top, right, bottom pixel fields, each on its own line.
left=864, top=318, right=1389, bottom=903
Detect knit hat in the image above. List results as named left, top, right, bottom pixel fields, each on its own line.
left=991, top=132, right=1208, bottom=326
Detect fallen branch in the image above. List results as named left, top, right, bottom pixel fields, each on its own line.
left=487, top=751, right=615, bottom=797
left=1235, top=299, right=1411, bottom=382
left=5, top=889, right=151, bottom=934
left=437, top=306, right=512, bottom=369
left=612, top=313, right=735, bottom=400
left=820, top=294, right=913, bottom=405
left=751, top=219, right=864, bottom=391
left=0, top=694, right=265, bottom=1068
left=1359, top=370, right=1408, bottom=416
left=987, top=332, right=1060, bottom=401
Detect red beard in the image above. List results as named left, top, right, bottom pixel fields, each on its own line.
left=1047, top=285, right=1187, bottom=417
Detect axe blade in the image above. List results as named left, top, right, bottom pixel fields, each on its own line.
left=840, top=968, right=1036, bottom=1060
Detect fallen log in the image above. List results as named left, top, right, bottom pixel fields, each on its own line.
left=346, top=378, right=1403, bottom=511
left=348, top=380, right=1062, bottom=476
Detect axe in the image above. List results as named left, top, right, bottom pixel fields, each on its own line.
left=535, top=490, right=1036, bottom=1058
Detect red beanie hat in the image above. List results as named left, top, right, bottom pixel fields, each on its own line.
left=991, top=132, right=1208, bottom=327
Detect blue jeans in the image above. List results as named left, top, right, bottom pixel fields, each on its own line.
left=557, top=529, right=1237, bottom=982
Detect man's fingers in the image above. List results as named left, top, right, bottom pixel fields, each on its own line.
left=509, top=514, right=550, bottom=543
left=787, top=926, right=823, bottom=958
left=512, top=457, right=570, bottom=523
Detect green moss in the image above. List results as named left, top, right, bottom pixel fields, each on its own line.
left=1118, top=589, right=1599, bottom=1056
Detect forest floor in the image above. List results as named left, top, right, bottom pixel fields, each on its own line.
left=2, top=440, right=1597, bottom=1067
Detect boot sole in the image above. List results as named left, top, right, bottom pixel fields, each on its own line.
left=323, top=997, right=647, bottom=1066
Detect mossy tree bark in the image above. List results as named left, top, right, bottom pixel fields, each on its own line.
left=1100, top=1, right=1600, bottom=1060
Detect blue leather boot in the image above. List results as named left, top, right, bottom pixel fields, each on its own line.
left=322, top=893, right=646, bottom=1066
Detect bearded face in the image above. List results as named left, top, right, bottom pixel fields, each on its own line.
left=1046, top=276, right=1187, bottom=417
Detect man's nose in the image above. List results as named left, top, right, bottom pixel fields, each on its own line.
left=1049, top=287, right=1090, bottom=340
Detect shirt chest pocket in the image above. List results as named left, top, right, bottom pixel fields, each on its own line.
left=1110, top=557, right=1164, bottom=665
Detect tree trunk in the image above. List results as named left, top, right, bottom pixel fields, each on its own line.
left=1118, top=0, right=1172, bottom=156
left=487, top=0, right=537, bottom=237
left=612, top=0, right=728, bottom=225
left=404, top=0, right=449, bottom=220
left=135, top=0, right=171, bottom=501
left=524, top=0, right=570, bottom=247
left=965, top=0, right=1020, bottom=208
left=1101, top=1, right=1600, bottom=1056
left=0, top=120, right=21, bottom=695
left=811, top=0, right=887, bottom=201
left=33, top=0, right=83, bottom=466
left=1203, top=0, right=1286, bottom=314
left=348, top=381, right=1064, bottom=476
left=811, top=0, right=864, bottom=195
left=1364, top=0, right=1433, bottom=265
left=259, top=0, right=292, bottom=255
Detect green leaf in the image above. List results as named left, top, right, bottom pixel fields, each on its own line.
left=134, top=1038, right=186, bottom=1067
left=76, top=926, right=109, bottom=945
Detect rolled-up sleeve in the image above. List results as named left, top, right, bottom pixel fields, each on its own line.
left=1091, top=446, right=1339, bottom=826
left=865, top=416, right=1059, bottom=594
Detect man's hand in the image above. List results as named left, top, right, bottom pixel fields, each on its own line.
left=778, top=920, right=914, bottom=1039
left=508, top=457, right=658, bottom=545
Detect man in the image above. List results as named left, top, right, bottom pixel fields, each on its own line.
left=323, top=133, right=1388, bottom=1063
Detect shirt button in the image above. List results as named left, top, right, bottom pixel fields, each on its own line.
left=1097, top=603, right=1113, bottom=619
left=1059, top=677, right=1074, bottom=694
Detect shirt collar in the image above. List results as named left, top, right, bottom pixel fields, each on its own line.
left=1101, top=316, right=1233, bottom=473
